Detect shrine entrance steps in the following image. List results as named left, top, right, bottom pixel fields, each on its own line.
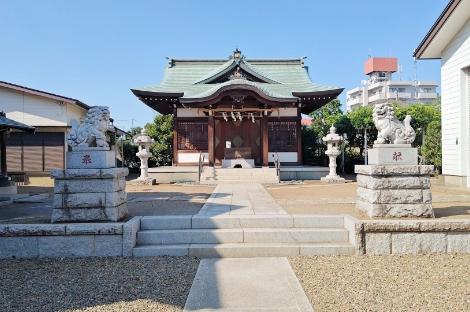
left=132, top=214, right=354, bottom=257
left=199, top=167, right=279, bottom=184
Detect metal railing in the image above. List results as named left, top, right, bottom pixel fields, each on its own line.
left=198, top=152, right=205, bottom=182
left=7, top=172, right=26, bottom=185
left=272, top=153, right=280, bottom=183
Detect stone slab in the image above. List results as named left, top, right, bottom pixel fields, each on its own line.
left=0, top=185, right=17, bottom=195
left=95, top=235, right=123, bottom=257
left=356, top=174, right=430, bottom=190
left=221, top=158, right=255, bottom=168
left=356, top=200, right=434, bottom=218
left=355, top=165, right=434, bottom=176
left=188, top=243, right=300, bottom=258
left=65, top=223, right=123, bottom=235
left=0, top=237, right=38, bottom=259
left=363, top=220, right=470, bottom=232
left=123, top=216, right=141, bottom=257
left=365, top=233, right=391, bottom=254
left=51, top=203, right=128, bottom=222
left=243, top=228, right=349, bottom=243
left=391, top=232, right=447, bottom=254
left=357, top=187, right=427, bottom=204
left=54, top=178, right=126, bottom=193
left=191, top=215, right=293, bottom=229
left=133, top=245, right=189, bottom=257
left=447, top=232, right=470, bottom=253
left=368, top=147, right=417, bottom=165
left=183, top=258, right=314, bottom=312
left=292, top=215, right=344, bottom=228
left=137, top=229, right=243, bottom=245
left=66, top=150, right=115, bottom=169
left=0, top=224, right=66, bottom=236
left=38, top=235, right=95, bottom=258
left=140, top=216, right=192, bottom=230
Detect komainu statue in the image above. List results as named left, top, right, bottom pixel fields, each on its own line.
left=373, top=103, right=416, bottom=144
left=66, top=106, right=111, bottom=148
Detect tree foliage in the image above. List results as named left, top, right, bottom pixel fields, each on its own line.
left=145, top=114, right=174, bottom=167
left=308, top=99, right=343, bottom=139
left=116, top=140, right=139, bottom=168
left=421, top=120, right=442, bottom=174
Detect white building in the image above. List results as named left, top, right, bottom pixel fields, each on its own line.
left=414, top=0, right=470, bottom=187
left=346, top=57, right=439, bottom=112
left=0, top=81, right=90, bottom=184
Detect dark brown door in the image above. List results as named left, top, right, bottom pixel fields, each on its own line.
left=214, top=119, right=261, bottom=165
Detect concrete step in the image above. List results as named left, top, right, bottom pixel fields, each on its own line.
left=137, top=229, right=243, bottom=245
left=137, top=227, right=348, bottom=245
left=133, top=242, right=355, bottom=258
left=203, top=176, right=279, bottom=181
left=140, top=215, right=345, bottom=230
left=201, top=180, right=278, bottom=184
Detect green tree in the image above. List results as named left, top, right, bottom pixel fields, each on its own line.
left=146, top=114, right=174, bottom=167
left=421, top=120, right=442, bottom=174
left=116, top=140, right=139, bottom=167
left=308, top=99, right=343, bottom=140
left=346, top=106, right=377, bottom=157
left=301, top=125, right=320, bottom=165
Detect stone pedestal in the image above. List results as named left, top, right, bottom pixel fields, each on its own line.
left=368, top=144, right=418, bottom=165
left=355, top=164, right=435, bottom=218
left=51, top=168, right=129, bottom=222
left=51, top=146, right=129, bottom=222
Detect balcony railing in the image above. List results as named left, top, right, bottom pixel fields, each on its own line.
left=417, top=92, right=437, bottom=99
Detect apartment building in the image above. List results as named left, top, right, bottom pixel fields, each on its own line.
left=346, top=57, right=438, bottom=112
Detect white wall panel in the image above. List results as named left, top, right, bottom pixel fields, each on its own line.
left=178, top=152, right=209, bottom=163
left=268, top=152, right=297, bottom=162
left=441, top=17, right=470, bottom=177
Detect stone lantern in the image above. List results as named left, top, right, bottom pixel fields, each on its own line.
left=133, top=128, right=156, bottom=185
left=321, top=125, right=345, bottom=183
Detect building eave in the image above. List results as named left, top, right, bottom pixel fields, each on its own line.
left=0, top=81, right=90, bottom=110
left=414, top=0, right=470, bottom=59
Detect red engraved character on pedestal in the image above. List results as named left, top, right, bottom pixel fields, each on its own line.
left=392, top=152, right=402, bottom=161
left=82, top=154, right=92, bottom=165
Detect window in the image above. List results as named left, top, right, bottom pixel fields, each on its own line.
left=398, top=88, right=406, bottom=93
left=423, top=88, right=433, bottom=93
left=268, top=121, right=297, bottom=151
left=177, top=121, right=208, bottom=150
left=378, top=72, right=386, bottom=78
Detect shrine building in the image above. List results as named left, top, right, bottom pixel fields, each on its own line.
left=131, top=48, right=343, bottom=167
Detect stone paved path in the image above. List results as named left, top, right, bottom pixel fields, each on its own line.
left=197, top=183, right=287, bottom=216
left=183, top=257, right=313, bottom=312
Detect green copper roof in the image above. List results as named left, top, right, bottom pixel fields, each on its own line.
left=131, top=49, right=344, bottom=114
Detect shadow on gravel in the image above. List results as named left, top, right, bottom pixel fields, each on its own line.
left=0, top=256, right=200, bottom=312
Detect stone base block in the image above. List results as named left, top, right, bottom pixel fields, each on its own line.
left=51, top=204, right=128, bottom=223
left=129, top=178, right=156, bottom=186
left=321, top=176, right=346, bottom=183
left=222, top=159, right=255, bottom=168
left=356, top=200, right=434, bottom=218
left=357, top=187, right=432, bottom=204
left=66, top=150, right=115, bottom=169
left=368, top=146, right=417, bottom=165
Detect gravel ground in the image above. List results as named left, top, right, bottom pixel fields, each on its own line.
left=0, top=256, right=200, bottom=312
left=289, top=254, right=470, bottom=311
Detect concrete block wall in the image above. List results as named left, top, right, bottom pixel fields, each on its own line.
left=362, top=220, right=470, bottom=255
left=0, top=222, right=135, bottom=259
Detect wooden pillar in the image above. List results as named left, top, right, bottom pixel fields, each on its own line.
left=0, top=130, right=7, bottom=178
left=262, top=114, right=268, bottom=166
left=208, top=113, right=215, bottom=167
left=173, top=107, right=178, bottom=166
left=297, top=106, right=303, bottom=165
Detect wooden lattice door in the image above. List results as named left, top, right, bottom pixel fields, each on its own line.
left=214, top=119, right=260, bottom=165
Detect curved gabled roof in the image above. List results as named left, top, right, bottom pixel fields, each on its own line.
left=131, top=50, right=343, bottom=114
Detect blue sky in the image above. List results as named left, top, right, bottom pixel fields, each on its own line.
left=1, top=0, right=445, bottom=131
